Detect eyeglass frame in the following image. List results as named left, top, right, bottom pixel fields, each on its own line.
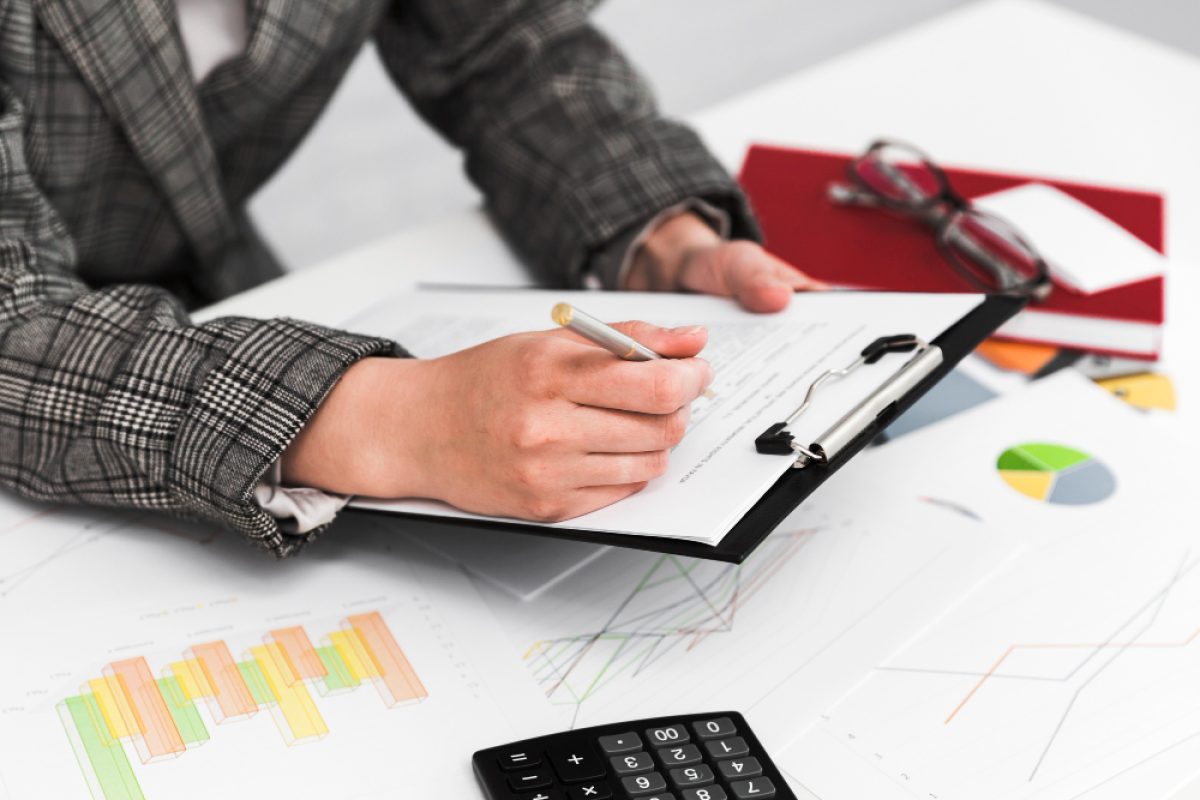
left=828, top=139, right=1054, bottom=302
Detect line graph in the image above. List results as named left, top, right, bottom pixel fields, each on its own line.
left=491, top=495, right=1013, bottom=741
left=524, top=530, right=814, bottom=720
left=789, top=533, right=1200, bottom=800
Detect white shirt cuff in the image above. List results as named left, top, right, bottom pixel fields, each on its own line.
left=255, top=461, right=350, bottom=535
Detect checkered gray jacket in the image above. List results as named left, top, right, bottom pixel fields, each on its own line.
left=0, top=0, right=756, bottom=556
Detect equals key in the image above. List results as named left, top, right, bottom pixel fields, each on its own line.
left=499, top=750, right=543, bottom=771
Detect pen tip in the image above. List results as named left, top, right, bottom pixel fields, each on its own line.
left=551, top=303, right=573, bottom=326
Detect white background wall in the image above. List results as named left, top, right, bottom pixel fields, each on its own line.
left=248, top=0, right=1200, bottom=272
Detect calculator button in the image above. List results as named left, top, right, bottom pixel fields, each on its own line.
left=549, top=744, right=606, bottom=783
left=692, top=717, right=737, bottom=740
left=610, top=751, right=654, bottom=776
left=567, top=781, right=613, bottom=799
left=527, top=792, right=565, bottom=800
left=656, top=744, right=702, bottom=767
left=681, top=787, right=728, bottom=800
left=598, top=732, right=643, bottom=755
left=703, top=737, right=749, bottom=759
left=668, top=764, right=714, bottom=789
left=640, top=795, right=676, bottom=800
left=499, top=749, right=543, bottom=771
left=717, top=758, right=763, bottom=781
left=622, top=772, right=668, bottom=796
left=508, top=769, right=554, bottom=792
left=729, top=778, right=776, bottom=798
left=645, top=724, right=690, bottom=746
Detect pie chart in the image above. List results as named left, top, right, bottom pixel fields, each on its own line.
left=996, top=443, right=1116, bottom=505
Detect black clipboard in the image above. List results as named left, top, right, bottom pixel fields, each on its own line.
left=349, top=294, right=1024, bottom=563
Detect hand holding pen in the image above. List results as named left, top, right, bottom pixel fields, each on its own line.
left=282, top=314, right=713, bottom=523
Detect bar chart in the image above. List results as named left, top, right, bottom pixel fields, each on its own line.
left=58, top=611, right=427, bottom=800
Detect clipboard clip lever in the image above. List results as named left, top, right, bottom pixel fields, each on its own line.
left=755, top=334, right=944, bottom=468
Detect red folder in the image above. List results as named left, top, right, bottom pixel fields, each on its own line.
left=738, top=145, right=1166, bottom=358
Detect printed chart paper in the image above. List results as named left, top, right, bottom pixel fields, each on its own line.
left=0, top=504, right=554, bottom=799
left=780, top=375, right=1200, bottom=800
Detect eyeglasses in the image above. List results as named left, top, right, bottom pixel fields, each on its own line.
left=828, top=140, right=1053, bottom=301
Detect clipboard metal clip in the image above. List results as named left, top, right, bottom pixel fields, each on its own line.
left=755, top=334, right=944, bottom=468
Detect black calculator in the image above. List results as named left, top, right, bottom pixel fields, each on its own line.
left=473, top=711, right=795, bottom=800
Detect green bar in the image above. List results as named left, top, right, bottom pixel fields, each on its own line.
left=60, top=694, right=145, bottom=800
left=156, top=677, right=209, bottom=745
left=317, top=645, right=359, bottom=692
left=237, top=660, right=275, bottom=706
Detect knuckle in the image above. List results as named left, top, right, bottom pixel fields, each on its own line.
left=647, top=450, right=670, bottom=478
left=510, top=412, right=552, bottom=451
left=651, top=366, right=686, bottom=412
left=511, top=458, right=551, bottom=491
left=516, top=340, right=560, bottom=394
left=522, top=495, right=569, bottom=523
left=661, top=410, right=689, bottom=447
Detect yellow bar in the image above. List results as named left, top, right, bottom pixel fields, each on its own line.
left=88, top=676, right=141, bottom=740
left=249, top=644, right=328, bottom=744
left=328, top=630, right=381, bottom=680
left=169, top=660, right=213, bottom=700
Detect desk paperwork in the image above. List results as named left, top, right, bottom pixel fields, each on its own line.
left=0, top=502, right=557, bottom=798
left=345, top=289, right=999, bottom=551
left=781, top=375, right=1200, bottom=800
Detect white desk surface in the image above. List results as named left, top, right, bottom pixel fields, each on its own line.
left=194, top=2, right=1200, bottom=796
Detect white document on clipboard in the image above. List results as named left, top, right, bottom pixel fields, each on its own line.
left=345, top=289, right=983, bottom=546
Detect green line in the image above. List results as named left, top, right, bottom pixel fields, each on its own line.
left=543, top=557, right=748, bottom=702
left=59, top=694, right=145, bottom=800
left=237, top=660, right=275, bottom=706
left=316, top=645, right=360, bottom=692
left=529, top=535, right=809, bottom=707
left=156, top=677, right=209, bottom=745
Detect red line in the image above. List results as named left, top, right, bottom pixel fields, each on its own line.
left=945, top=626, right=1200, bottom=724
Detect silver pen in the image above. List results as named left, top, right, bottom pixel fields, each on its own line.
left=551, top=303, right=716, bottom=398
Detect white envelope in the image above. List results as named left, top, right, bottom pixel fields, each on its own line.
left=974, top=181, right=1166, bottom=294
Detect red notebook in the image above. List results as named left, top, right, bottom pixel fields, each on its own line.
left=738, top=145, right=1165, bottom=359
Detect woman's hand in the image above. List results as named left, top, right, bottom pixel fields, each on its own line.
left=625, top=211, right=827, bottom=312
left=280, top=323, right=713, bottom=522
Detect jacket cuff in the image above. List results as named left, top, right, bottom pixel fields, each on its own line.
left=556, top=122, right=762, bottom=288
left=168, top=318, right=398, bottom=557
left=586, top=198, right=732, bottom=291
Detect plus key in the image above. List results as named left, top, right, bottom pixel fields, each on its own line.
left=548, top=742, right=606, bottom=783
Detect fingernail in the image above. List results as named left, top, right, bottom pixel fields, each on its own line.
left=672, top=325, right=706, bottom=335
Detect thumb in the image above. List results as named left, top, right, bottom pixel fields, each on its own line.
left=609, top=320, right=708, bottom=358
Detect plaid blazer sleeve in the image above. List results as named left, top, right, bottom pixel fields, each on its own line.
left=374, top=0, right=762, bottom=288
left=0, top=83, right=398, bottom=557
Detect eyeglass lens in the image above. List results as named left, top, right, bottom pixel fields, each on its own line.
left=854, top=142, right=945, bottom=205
left=941, top=210, right=1045, bottom=293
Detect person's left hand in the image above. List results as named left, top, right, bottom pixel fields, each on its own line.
left=623, top=210, right=827, bottom=312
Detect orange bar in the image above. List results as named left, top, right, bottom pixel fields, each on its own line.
left=345, top=612, right=428, bottom=707
left=186, top=642, right=258, bottom=722
left=975, top=339, right=1059, bottom=375
left=266, top=627, right=328, bottom=684
left=106, top=659, right=185, bottom=763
